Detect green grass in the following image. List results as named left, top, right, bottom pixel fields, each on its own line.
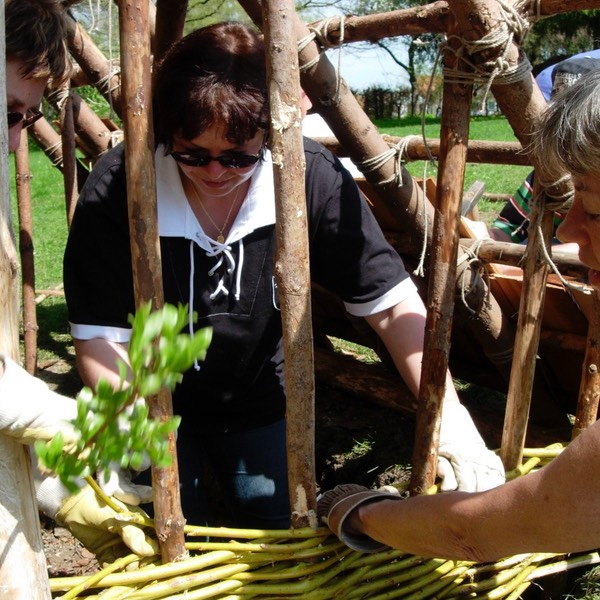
left=374, top=114, right=532, bottom=198
left=9, top=140, right=73, bottom=363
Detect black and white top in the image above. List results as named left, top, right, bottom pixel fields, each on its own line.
left=64, top=138, right=416, bottom=432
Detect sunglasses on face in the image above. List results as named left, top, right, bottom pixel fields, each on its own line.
left=169, top=148, right=264, bottom=169
left=7, top=107, right=43, bottom=129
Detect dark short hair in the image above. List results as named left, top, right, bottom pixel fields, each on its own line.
left=152, top=21, right=270, bottom=151
left=5, top=0, right=71, bottom=88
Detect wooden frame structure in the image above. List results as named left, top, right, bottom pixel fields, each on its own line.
left=2, top=0, right=600, bottom=594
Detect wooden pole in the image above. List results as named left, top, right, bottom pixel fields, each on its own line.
left=60, top=88, right=78, bottom=227
left=460, top=238, right=589, bottom=279
left=117, top=0, right=186, bottom=562
left=0, top=1, right=52, bottom=595
left=28, top=116, right=90, bottom=185
left=65, top=12, right=122, bottom=115
left=314, top=136, right=529, bottom=167
left=304, top=0, right=600, bottom=44
left=263, top=0, right=317, bottom=529
left=15, top=130, right=38, bottom=375
left=409, top=22, right=474, bottom=495
left=501, top=199, right=554, bottom=468
left=154, top=0, right=188, bottom=62
left=572, top=292, right=600, bottom=438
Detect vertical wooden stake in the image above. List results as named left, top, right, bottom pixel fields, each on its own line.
left=0, top=1, right=52, bottom=595
left=263, top=0, right=317, bottom=528
left=572, top=292, right=600, bottom=438
left=410, top=27, right=473, bottom=494
left=117, top=0, right=186, bottom=562
left=60, top=87, right=78, bottom=227
left=500, top=201, right=553, bottom=469
left=15, top=130, right=38, bottom=374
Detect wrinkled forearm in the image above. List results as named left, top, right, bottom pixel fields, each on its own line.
left=349, top=421, right=600, bottom=561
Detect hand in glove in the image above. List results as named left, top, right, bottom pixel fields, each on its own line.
left=0, top=355, right=77, bottom=444
left=437, top=402, right=505, bottom=492
left=317, top=484, right=404, bottom=552
left=99, top=464, right=153, bottom=506
left=55, top=483, right=159, bottom=566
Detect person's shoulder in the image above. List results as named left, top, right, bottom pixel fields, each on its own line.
left=83, top=143, right=126, bottom=186
left=303, top=136, right=343, bottom=170
left=78, top=143, right=127, bottom=207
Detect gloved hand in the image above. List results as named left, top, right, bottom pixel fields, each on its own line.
left=99, top=464, right=153, bottom=506
left=437, top=402, right=505, bottom=492
left=55, top=483, right=159, bottom=566
left=0, top=355, right=77, bottom=444
left=317, top=484, right=404, bottom=552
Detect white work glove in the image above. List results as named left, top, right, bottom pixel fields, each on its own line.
left=0, top=355, right=153, bottom=509
left=437, top=402, right=505, bottom=492
left=0, top=355, right=77, bottom=444
left=99, top=463, right=153, bottom=506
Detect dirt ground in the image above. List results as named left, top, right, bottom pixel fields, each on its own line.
left=35, top=353, right=416, bottom=579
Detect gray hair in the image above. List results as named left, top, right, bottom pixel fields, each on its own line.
left=534, top=69, right=600, bottom=177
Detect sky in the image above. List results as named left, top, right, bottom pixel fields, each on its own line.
left=326, top=45, right=410, bottom=91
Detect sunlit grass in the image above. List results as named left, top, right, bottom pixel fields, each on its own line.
left=9, top=140, right=72, bottom=362
left=374, top=114, right=532, bottom=197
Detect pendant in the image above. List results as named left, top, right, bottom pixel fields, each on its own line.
left=217, top=234, right=225, bottom=244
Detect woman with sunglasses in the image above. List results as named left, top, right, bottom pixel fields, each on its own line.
left=64, top=21, right=504, bottom=529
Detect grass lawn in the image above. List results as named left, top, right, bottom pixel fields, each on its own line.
left=373, top=114, right=532, bottom=221
left=9, top=140, right=73, bottom=364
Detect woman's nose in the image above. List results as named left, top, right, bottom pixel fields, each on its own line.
left=556, top=203, right=584, bottom=245
left=204, top=159, right=227, bottom=177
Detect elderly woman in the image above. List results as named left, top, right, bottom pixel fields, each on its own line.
left=319, top=68, right=600, bottom=561
left=64, top=21, right=503, bottom=528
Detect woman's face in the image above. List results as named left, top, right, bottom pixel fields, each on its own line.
left=171, top=125, right=265, bottom=199
left=556, top=172, right=600, bottom=290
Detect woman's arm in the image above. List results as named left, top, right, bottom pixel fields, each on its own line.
left=364, top=290, right=504, bottom=493
left=348, top=419, right=600, bottom=561
left=364, top=290, right=459, bottom=403
left=74, top=338, right=131, bottom=390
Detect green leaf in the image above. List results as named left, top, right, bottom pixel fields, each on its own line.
left=34, top=303, right=209, bottom=491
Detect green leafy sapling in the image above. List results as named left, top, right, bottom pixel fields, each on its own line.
left=35, top=302, right=212, bottom=492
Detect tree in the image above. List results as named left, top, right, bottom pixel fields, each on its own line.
left=314, top=0, right=443, bottom=115
left=523, top=10, right=600, bottom=70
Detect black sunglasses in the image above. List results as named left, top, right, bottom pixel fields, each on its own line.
left=170, top=147, right=264, bottom=169
left=7, top=107, right=43, bottom=129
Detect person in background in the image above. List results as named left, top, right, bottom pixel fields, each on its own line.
left=63, top=21, right=504, bottom=530
left=2, top=0, right=156, bottom=565
left=318, top=68, right=600, bottom=562
left=487, top=54, right=600, bottom=248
